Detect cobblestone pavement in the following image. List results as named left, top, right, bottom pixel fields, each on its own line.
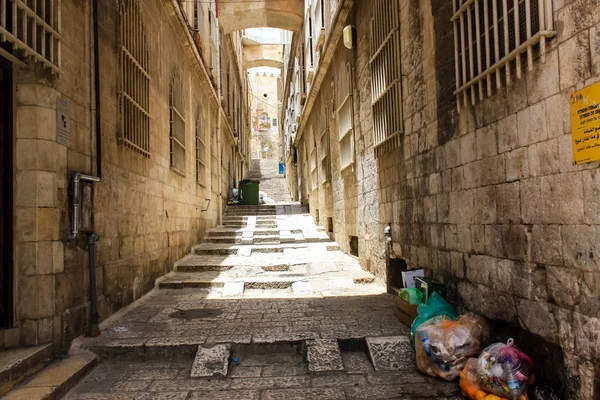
left=65, top=204, right=464, bottom=399
left=68, top=341, right=462, bottom=400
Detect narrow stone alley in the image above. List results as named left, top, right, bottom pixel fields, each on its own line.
left=59, top=159, right=460, bottom=399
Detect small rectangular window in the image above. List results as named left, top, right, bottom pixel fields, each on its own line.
left=0, top=0, right=61, bottom=73
left=452, top=0, right=554, bottom=108
left=170, top=69, right=186, bottom=176
left=272, top=118, right=278, bottom=127
left=195, top=106, right=207, bottom=186
left=336, top=62, right=354, bottom=170
left=370, top=0, right=403, bottom=158
left=119, top=0, right=150, bottom=156
left=320, top=104, right=332, bottom=183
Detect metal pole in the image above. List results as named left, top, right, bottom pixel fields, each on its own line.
left=88, top=233, right=100, bottom=337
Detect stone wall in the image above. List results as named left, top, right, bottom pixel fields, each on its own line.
left=8, top=0, right=245, bottom=351
left=291, top=0, right=600, bottom=397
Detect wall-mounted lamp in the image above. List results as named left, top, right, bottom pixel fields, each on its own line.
left=343, top=25, right=355, bottom=49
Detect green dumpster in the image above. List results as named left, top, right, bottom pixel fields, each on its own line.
left=240, top=179, right=260, bottom=205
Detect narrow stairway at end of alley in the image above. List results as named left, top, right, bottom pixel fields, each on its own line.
left=53, top=160, right=462, bottom=400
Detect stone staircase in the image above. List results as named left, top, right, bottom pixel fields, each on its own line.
left=0, top=345, right=96, bottom=400
left=248, top=158, right=292, bottom=203
left=157, top=203, right=377, bottom=296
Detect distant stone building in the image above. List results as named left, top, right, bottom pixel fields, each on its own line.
left=0, top=0, right=251, bottom=351
left=282, top=0, right=600, bottom=398
left=249, top=71, right=284, bottom=160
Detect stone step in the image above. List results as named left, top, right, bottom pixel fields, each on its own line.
left=252, top=235, right=280, bottom=244
left=305, top=339, right=344, bottom=374
left=157, top=268, right=376, bottom=291
left=365, top=336, right=414, bottom=371
left=174, top=254, right=291, bottom=272
left=191, top=344, right=230, bottom=378
left=206, top=236, right=244, bottom=244
left=192, top=242, right=341, bottom=256
left=0, top=345, right=53, bottom=397
left=2, top=353, right=96, bottom=400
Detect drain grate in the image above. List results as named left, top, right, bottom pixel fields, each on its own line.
left=169, top=308, right=223, bottom=320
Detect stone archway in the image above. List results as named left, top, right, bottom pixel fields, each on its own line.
left=217, top=0, right=304, bottom=33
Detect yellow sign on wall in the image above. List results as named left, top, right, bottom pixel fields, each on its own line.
left=571, top=81, right=600, bottom=164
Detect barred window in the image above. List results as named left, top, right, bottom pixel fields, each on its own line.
left=118, top=0, right=150, bottom=156
left=169, top=68, right=186, bottom=175
left=304, top=7, right=314, bottom=83
left=336, top=61, right=354, bottom=170
left=320, top=104, right=332, bottom=184
left=195, top=106, right=207, bottom=186
left=313, top=0, right=325, bottom=52
left=452, top=0, right=554, bottom=109
left=0, top=0, right=61, bottom=73
left=309, top=129, right=318, bottom=191
left=370, top=0, right=403, bottom=158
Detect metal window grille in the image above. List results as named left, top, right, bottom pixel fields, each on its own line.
left=309, top=127, right=318, bottom=191
left=370, top=0, right=403, bottom=158
left=208, top=4, right=218, bottom=80
left=192, top=0, right=205, bottom=37
left=305, top=7, right=314, bottom=83
left=452, top=0, right=554, bottom=109
left=195, top=106, right=207, bottom=186
left=313, top=0, right=325, bottom=52
left=0, top=0, right=61, bottom=73
left=118, top=0, right=150, bottom=156
left=320, top=104, right=331, bottom=184
left=336, top=61, right=354, bottom=170
left=170, top=68, right=186, bottom=176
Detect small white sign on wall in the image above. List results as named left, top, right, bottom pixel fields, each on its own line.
left=56, top=98, right=70, bottom=146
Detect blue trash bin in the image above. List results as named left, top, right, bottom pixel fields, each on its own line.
left=278, top=162, right=285, bottom=175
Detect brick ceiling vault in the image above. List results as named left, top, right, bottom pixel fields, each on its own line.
left=217, top=0, right=304, bottom=33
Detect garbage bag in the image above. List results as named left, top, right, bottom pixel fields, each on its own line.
left=476, top=339, right=535, bottom=398
left=415, top=313, right=484, bottom=381
left=460, top=358, right=529, bottom=400
left=410, top=292, right=457, bottom=345
left=531, top=385, right=561, bottom=400
left=398, top=288, right=423, bottom=305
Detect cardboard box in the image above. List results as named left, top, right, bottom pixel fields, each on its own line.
left=396, top=297, right=418, bottom=318
left=395, top=308, right=415, bottom=327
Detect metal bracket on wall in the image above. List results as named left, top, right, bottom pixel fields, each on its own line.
left=201, top=198, right=211, bottom=212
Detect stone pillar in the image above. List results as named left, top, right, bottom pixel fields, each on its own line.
left=14, top=81, right=66, bottom=346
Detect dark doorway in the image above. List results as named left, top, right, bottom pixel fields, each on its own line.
left=349, top=236, right=359, bottom=257
left=0, top=57, right=13, bottom=329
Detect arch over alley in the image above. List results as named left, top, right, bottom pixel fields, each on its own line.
left=243, top=44, right=284, bottom=70
left=217, top=0, right=304, bottom=33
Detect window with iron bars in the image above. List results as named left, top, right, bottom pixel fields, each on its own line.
left=195, top=106, right=207, bottom=187
left=0, top=0, right=61, bottom=73
left=118, top=0, right=150, bottom=156
left=208, top=2, right=218, bottom=83
left=320, top=104, right=332, bottom=184
left=336, top=60, right=354, bottom=170
left=452, top=0, right=554, bottom=109
left=170, top=68, right=186, bottom=176
left=370, top=0, right=403, bottom=158
left=309, top=127, right=318, bottom=191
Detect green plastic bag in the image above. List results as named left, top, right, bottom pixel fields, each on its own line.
left=398, top=288, right=423, bottom=305
left=410, top=292, right=457, bottom=346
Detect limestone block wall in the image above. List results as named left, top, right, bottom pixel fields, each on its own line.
left=290, top=0, right=600, bottom=396
left=10, top=0, right=243, bottom=350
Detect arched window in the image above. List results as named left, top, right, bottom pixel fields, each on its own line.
left=119, top=0, right=150, bottom=156
left=170, top=68, right=186, bottom=175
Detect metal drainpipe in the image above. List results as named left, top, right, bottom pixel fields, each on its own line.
left=69, top=173, right=102, bottom=337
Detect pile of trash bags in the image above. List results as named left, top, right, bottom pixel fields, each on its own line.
left=406, top=291, right=542, bottom=399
